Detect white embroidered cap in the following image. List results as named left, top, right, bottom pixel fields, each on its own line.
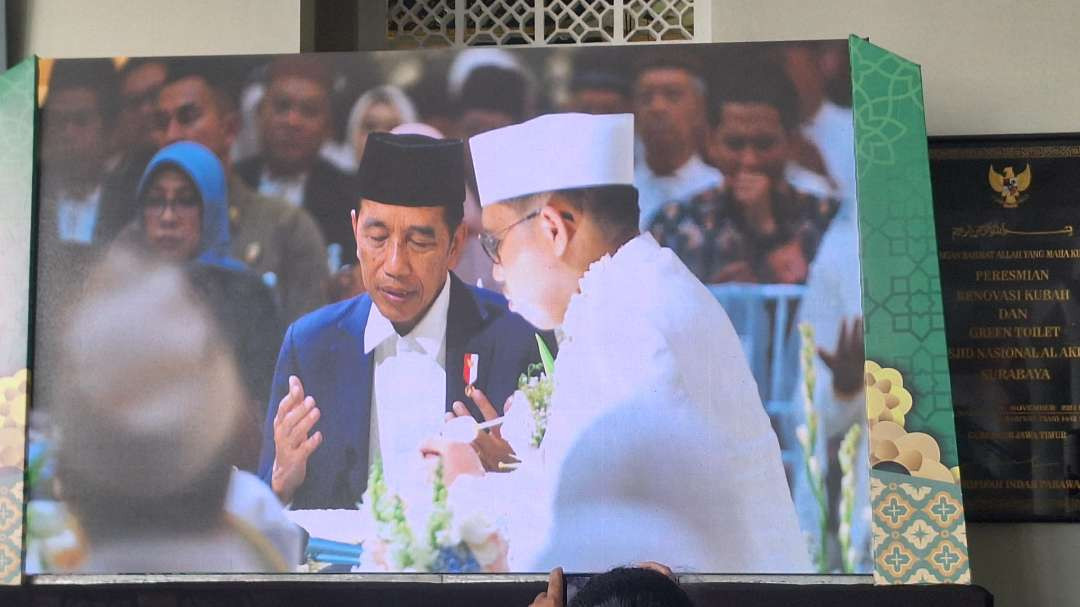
left=469, top=112, right=635, bottom=207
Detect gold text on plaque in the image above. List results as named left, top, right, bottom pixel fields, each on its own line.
left=951, top=222, right=1073, bottom=239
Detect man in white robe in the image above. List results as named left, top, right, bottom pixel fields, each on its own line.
left=428, top=113, right=809, bottom=573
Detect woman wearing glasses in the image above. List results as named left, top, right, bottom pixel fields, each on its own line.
left=133, top=140, right=283, bottom=472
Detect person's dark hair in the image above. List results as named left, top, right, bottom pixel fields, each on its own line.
left=558, top=185, right=640, bottom=245
left=60, top=454, right=232, bottom=543
left=46, top=58, right=120, bottom=126
left=569, top=567, right=695, bottom=607
left=456, top=65, right=529, bottom=122
left=504, top=184, right=639, bottom=246
left=119, top=57, right=168, bottom=84
left=266, top=55, right=335, bottom=95
left=632, top=50, right=706, bottom=95
left=162, top=57, right=240, bottom=116
left=707, top=64, right=800, bottom=132
left=570, top=69, right=631, bottom=98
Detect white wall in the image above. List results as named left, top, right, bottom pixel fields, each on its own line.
left=15, top=0, right=300, bottom=58
left=710, top=0, right=1080, bottom=136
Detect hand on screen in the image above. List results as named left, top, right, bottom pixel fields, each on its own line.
left=271, top=375, right=323, bottom=503
left=445, top=387, right=519, bottom=472
left=818, top=317, right=865, bottom=399
left=419, top=437, right=484, bottom=486
left=529, top=567, right=565, bottom=607
left=766, top=240, right=809, bottom=284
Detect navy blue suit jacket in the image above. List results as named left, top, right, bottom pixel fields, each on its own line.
left=256, top=273, right=547, bottom=509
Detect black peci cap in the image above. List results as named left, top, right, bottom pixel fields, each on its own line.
left=356, top=132, right=465, bottom=208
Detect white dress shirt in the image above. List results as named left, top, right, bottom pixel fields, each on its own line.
left=258, top=168, right=308, bottom=208
left=55, top=185, right=102, bottom=244
left=364, top=275, right=452, bottom=503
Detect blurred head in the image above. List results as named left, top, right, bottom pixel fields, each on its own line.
left=354, top=132, right=466, bottom=334
left=347, top=85, right=417, bottom=165
left=706, top=67, right=798, bottom=182
left=257, top=56, right=334, bottom=175
left=481, top=186, right=638, bottom=330
left=632, top=55, right=706, bottom=172
left=569, top=567, right=694, bottom=607
left=137, top=141, right=231, bottom=265
left=567, top=70, right=630, bottom=115
left=56, top=248, right=243, bottom=544
left=115, top=59, right=168, bottom=149
left=41, top=59, right=117, bottom=178
left=456, top=65, right=529, bottom=139
left=154, top=72, right=238, bottom=162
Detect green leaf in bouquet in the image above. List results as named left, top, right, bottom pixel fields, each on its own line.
left=535, top=333, right=555, bottom=377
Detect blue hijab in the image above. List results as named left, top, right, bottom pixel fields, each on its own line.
left=137, top=141, right=245, bottom=272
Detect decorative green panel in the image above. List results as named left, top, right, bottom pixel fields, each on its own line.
left=850, top=36, right=970, bottom=584
left=0, top=57, right=37, bottom=585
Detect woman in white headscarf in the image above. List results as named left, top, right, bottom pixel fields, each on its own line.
left=322, top=85, right=418, bottom=172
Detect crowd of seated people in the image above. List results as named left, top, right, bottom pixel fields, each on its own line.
left=32, top=44, right=860, bottom=575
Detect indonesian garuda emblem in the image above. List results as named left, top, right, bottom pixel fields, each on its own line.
left=988, top=164, right=1031, bottom=208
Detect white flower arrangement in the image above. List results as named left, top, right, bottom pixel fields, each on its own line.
left=354, top=456, right=504, bottom=572
left=837, top=422, right=863, bottom=573
left=796, top=322, right=828, bottom=573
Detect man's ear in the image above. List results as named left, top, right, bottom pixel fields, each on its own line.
left=351, top=207, right=362, bottom=262
left=539, top=200, right=576, bottom=258
left=447, top=220, right=468, bottom=268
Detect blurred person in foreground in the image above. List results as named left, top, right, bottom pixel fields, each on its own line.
left=530, top=563, right=694, bottom=607
left=125, top=141, right=283, bottom=470
left=257, top=132, right=544, bottom=509
left=632, top=53, right=721, bottom=230
left=236, top=56, right=359, bottom=253
left=154, top=58, right=329, bottom=323
left=648, top=67, right=839, bottom=285
left=54, top=249, right=294, bottom=573
left=426, top=113, right=808, bottom=572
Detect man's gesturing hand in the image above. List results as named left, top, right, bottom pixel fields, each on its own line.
left=271, top=375, right=323, bottom=504
left=446, top=387, right=518, bottom=472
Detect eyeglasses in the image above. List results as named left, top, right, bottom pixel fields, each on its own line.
left=143, top=195, right=200, bottom=217
left=479, top=209, right=540, bottom=264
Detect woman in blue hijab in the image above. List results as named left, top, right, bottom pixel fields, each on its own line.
left=137, top=141, right=244, bottom=270
left=137, top=141, right=283, bottom=470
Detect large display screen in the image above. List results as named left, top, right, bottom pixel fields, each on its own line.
left=26, top=40, right=869, bottom=575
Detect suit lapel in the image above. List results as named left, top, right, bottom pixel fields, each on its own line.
left=445, top=274, right=489, bottom=419
left=330, top=296, right=375, bottom=507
